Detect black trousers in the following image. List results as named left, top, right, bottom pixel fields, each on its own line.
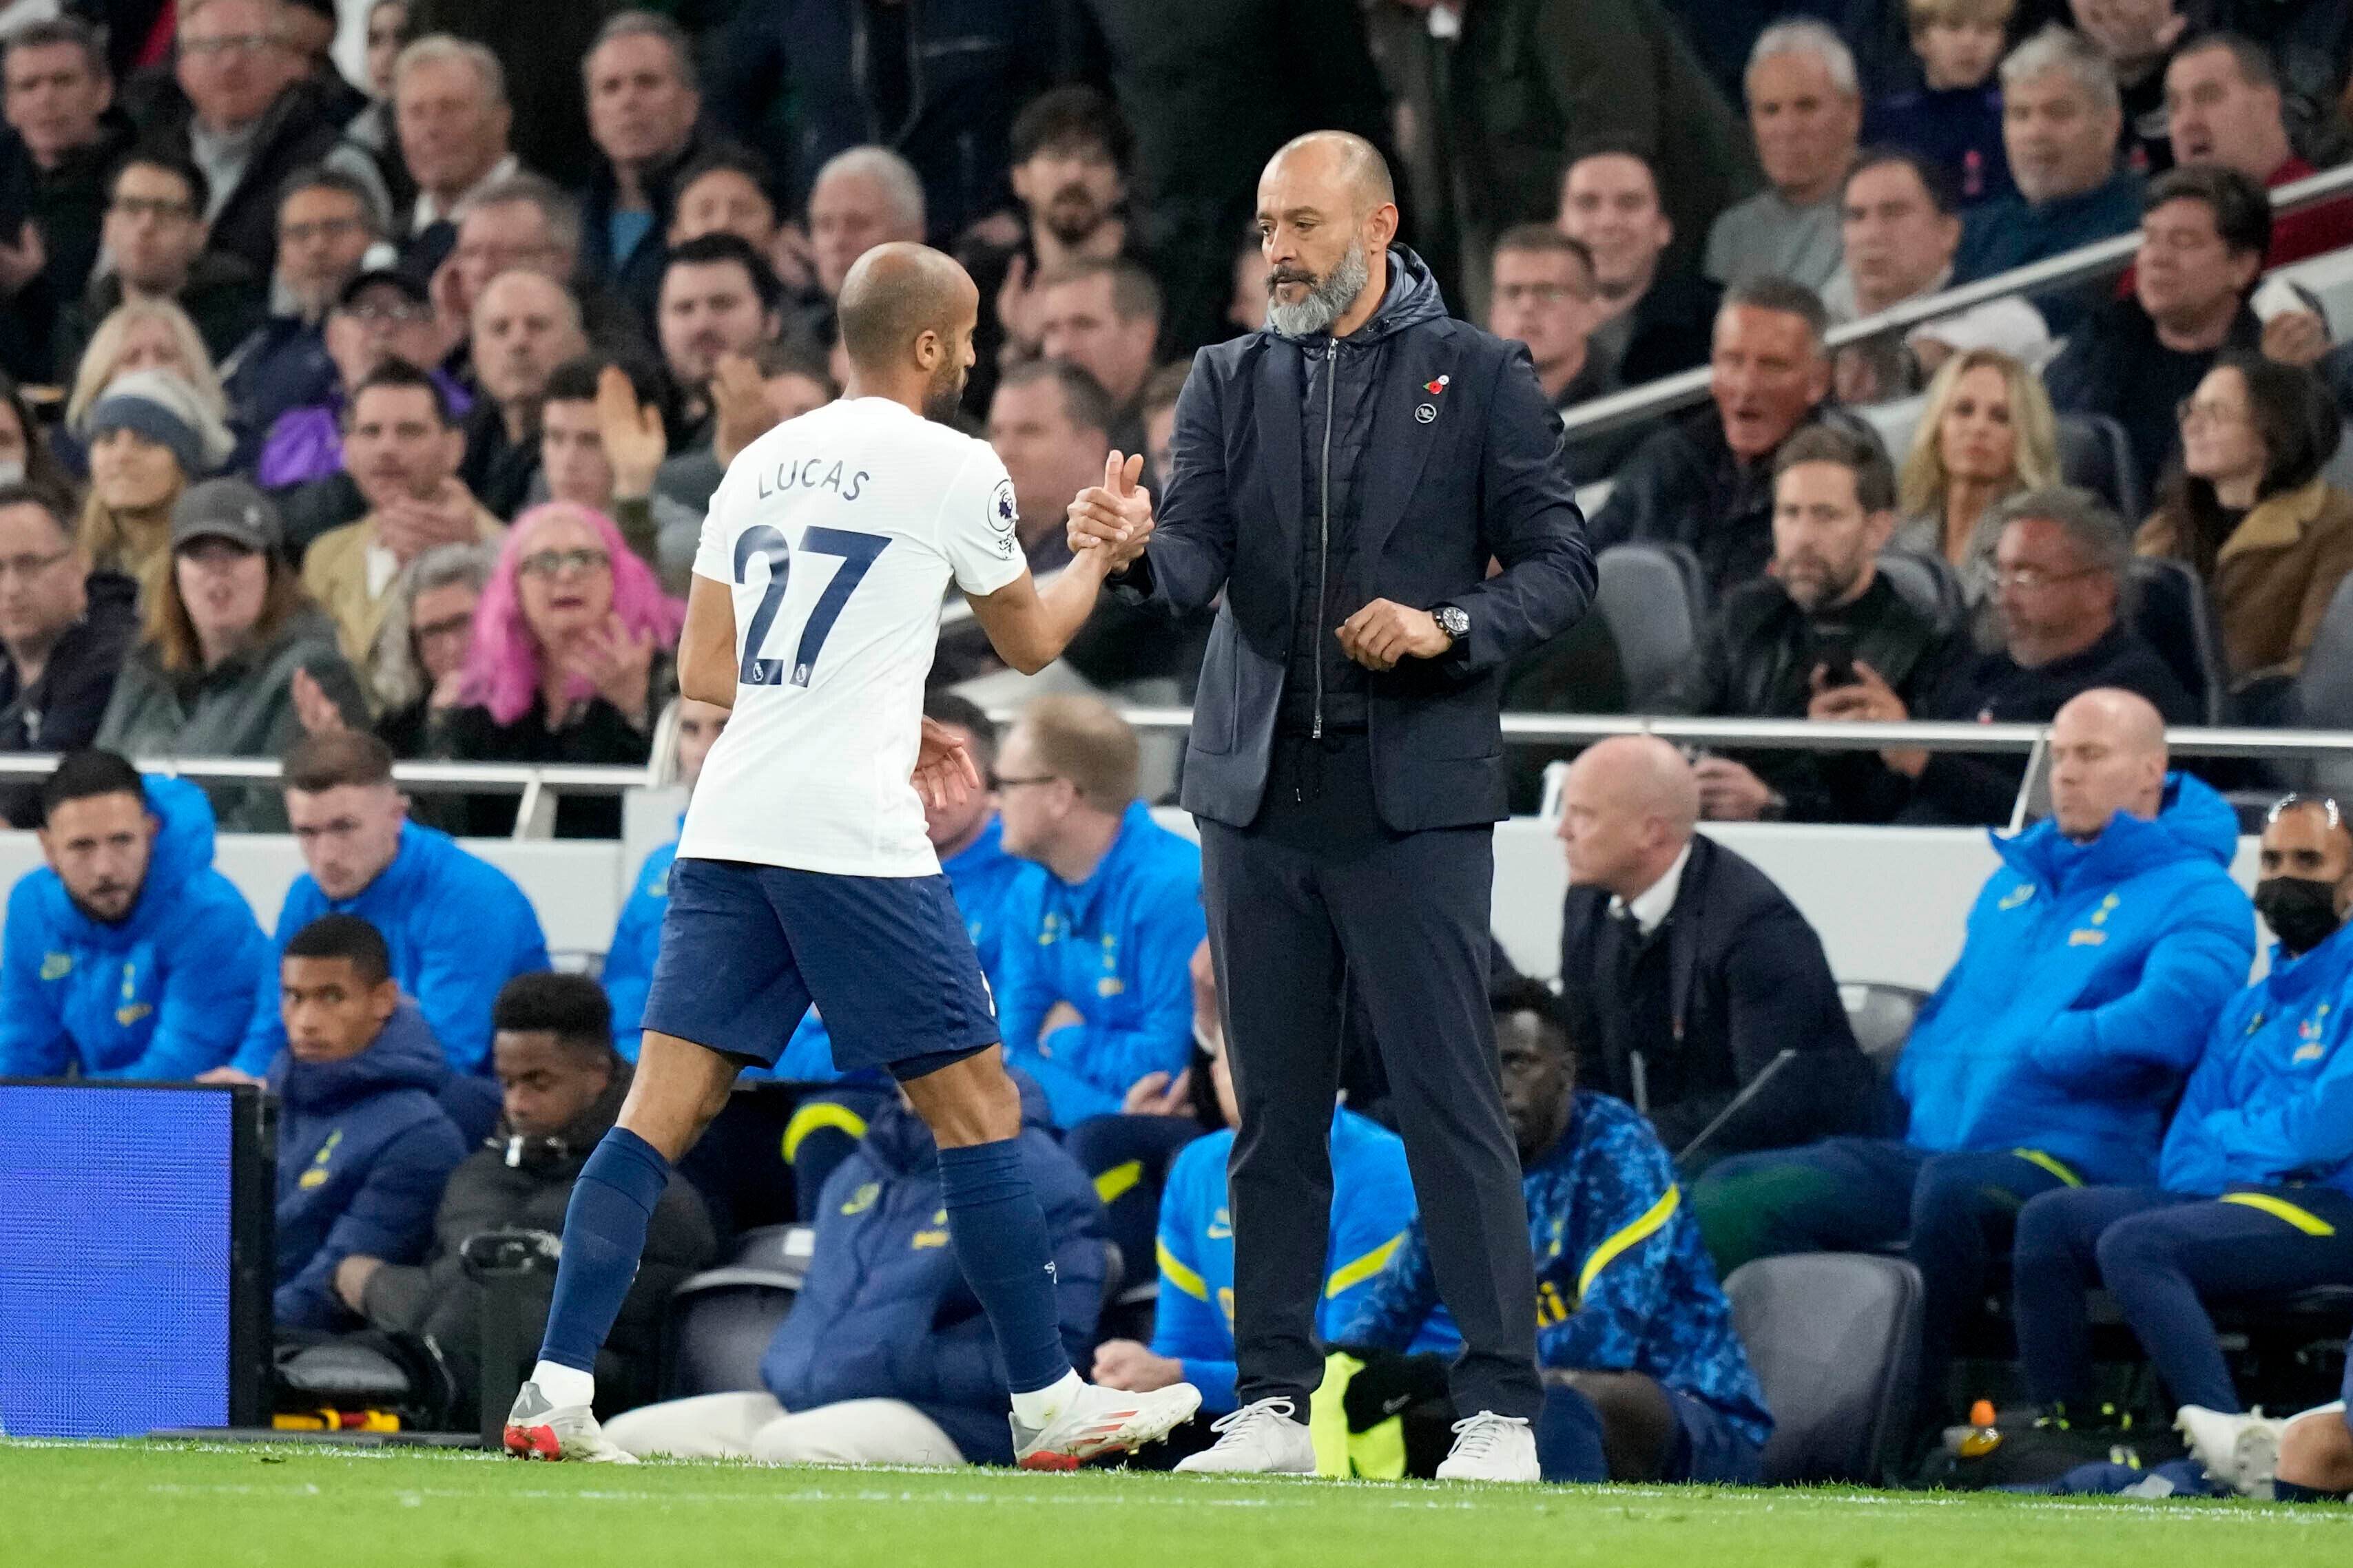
left=1199, top=733, right=1542, bottom=1421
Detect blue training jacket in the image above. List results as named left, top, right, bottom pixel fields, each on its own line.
left=760, top=1070, right=1102, bottom=1464
left=0, top=775, right=267, bottom=1079
left=1154, top=1107, right=1458, bottom=1414
left=995, top=802, right=1205, bottom=1125
left=269, top=1000, right=468, bottom=1330
left=2159, top=917, right=2353, bottom=1197
left=1899, top=773, right=2254, bottom=1186
left=1340, top=1091, right=1772, bottom=1450
left=234, top=822, right=549, bottom=1076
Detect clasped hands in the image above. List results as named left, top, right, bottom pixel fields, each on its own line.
left=1063, top=457, right=1450, bottom=671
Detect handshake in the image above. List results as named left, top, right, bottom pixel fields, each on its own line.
left=1064, top=452, right=1157, bottom=573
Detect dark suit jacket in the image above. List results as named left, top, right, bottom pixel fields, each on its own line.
left=1558, top=834, right=1880, bottom=1164
left=1112, top=249, right=1594, bottom=832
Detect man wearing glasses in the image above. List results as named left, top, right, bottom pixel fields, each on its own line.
left=226, top=167, right=391, bottom=446
left=0, top=484, right=138, bottom=825
left=53, top=151, right=265, bottom=377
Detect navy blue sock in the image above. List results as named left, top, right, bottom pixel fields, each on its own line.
left=1535, top=1385, right=1608, bottom=1483
left=937, top=1138, right=1071, bottom=1395
left=538, top=1127, right=672, bottom=1372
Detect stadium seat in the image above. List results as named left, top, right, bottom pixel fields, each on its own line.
left=1838, top=983, right=1927, bottom=1080
left=665, top=1224, right=813, bottom=1397
left=1874, top=550, right=1967, bottom=644
left=1724, top=1253, right=1925, bottom=1485
left=2055, top=412, right=2144, bottom=525
left=1594, top=543, right=1706, bottom=711
left=2126, top=557, right=2232, bottom=726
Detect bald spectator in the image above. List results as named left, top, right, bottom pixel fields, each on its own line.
left=1694, top=687, right=2253, bottom=1425
left=1591, top=277, right=1874, bottom=598
left=392, top=34, right=517, bottom=273
left=1557, top=149, right=1718, bottom=386
left=575, top=10, right=712, bottom=323
left=2166, top=32, right=2353, bottom=267
left=804, top=145, right=926, bottom=339
left=1554, top=735, right=1876, bottom=1167
left=1704, top=22, right=1859, bottom=293
left=463, top=267, right=588, bottom=518
left=1952, top=26, right=2143, bottom=315
left=654, top=233, right=782, bottom=450
left=1037, top=256, right=1159, bottom=458
left=1810, top=487, right=2197, bottom=826
left=988, top=357, right=1112, bottom=575
left=0, top=17, right=138, bottom=383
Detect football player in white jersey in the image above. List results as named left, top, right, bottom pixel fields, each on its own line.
left=506, top=243, right=1201, bottom=1468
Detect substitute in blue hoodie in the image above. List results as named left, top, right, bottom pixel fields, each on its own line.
left=2014, top=795, right=2353, bottom=1422
left=1694, top=690, right=2254, bottom=1412
left=991, top=697, right=1204, bottom=1127
left=232, top=732, right=549, bottom=1078
left=599, top=1071, right=1103, bottom=1465
left=0, top=753, right=267, bottom=1079
left=270, top=914, right=468, bottom=1331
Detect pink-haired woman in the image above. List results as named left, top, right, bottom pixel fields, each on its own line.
left=427, top=502, right=685, bottom=837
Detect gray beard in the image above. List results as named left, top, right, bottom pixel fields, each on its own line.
left=1266, top=242, right=1371, bottom=337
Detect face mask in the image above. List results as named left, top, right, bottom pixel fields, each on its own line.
left=2254, top=875, right=2343, bottom=956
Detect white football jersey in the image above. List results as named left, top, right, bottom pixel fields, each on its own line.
left=680, top=397, right=1026, bottom=876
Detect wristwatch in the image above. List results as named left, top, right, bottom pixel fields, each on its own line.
left=1431, top=603, right=1470, bottom=650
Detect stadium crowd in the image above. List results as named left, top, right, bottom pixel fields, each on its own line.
left=4, top=0, right=2353, bottom=1501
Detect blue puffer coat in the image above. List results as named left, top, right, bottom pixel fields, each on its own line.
left=1899, top=773, right=2256, bottom=1184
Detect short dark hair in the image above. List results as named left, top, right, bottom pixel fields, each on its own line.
left=493, top=972, right=616, bottom=1057
left=1009, top=85, right=1134, bottom=176
left=1140, top=359, right=1190, bottom=420
left=663, top=231, right=784, bottom=315
left=0, top=481, right=74, bottom=544
left=1038, top=255, right=1161, bottom=325
left=542, top=353, right=663, bottom=408
left=1844, top=145, right=1960, bottom=218
left=2175, top=30, right=2279, bottom=92
left=1721, top=275, right=1832, bottom=346
left=347, top=358, right=455, bottom=427
left=6, top=16, right=108, bottom=78
left=999, top=357, right=1115, bottom=439
left=282, top=729, right=396, bottom=793
left=673, top=146, right=778, bottom=209
left=924, top=691, right=998, bottom=774
left=2144, top=164, right=2272, bottom=263
left=284, top=913, right=393, bottom=986
left=278, top=164, right=386, bottom=238
left=1489, top=974, right=1571, bottom=1054
left=1774, top=424, right=1899, bottom=512
left=112, top=151, right=207, bottom=219
left=39, top=749, right=143, bottom=826
left=1493, top=223, right=1597, bottom=284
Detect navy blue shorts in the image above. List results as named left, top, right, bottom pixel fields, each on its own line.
left=1663, top=1389, right=1765, bottom=1485
left=641, top=857, right=999, bottom=1081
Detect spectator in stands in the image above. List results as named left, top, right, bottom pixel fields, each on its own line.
left=228, top=729, right=550, bottom=1079
left=391, top=34, right=515, bottom=273
left=0, top=17, right=138, bottom=383
left=1336, top=976, right=1772, bottom=1484
left=1951, top=27, right=2142, bottom=309
left=2046, top=165, right=2269, bottom=508
left=665, top=149, right=773, bottom=254
left=301, top=361, right=500, bottom=685
left=55, top=151, right=265, bottom=377
left=1674, top=426, right=1971, bottom=824
left=1704, top=21, right=1859, bottom=293
left=61, top=295, right=231, bottom=480
left=971, top=87, right=1137, bottom=388
left=0, top=371, right=73, bottom=500
left=76, top=368, right=234, bottom=583
left=464, top=268, right=590, bottom=518
left=1591, top=277, right=1867, bottom=598
left=1553, top=733, right=1878, bottom=1162
left=803, top=145, right=929, bottom=328
left=1863, top=0, right=2013, bottom=207
left=342, top=0, right=408, bottom=167
left=256, top=266, right=466, bottom=496
left=363, top=539, right=490, bottom=756
left=2011, top=793, right=2353, bottom=1434
left=992, top=693, right=1205, bottom=1129
left=1141, top=360, right=1188, bottom=497
left=0, top=483, right=138, bottom=793
left=225, top=168, right=386, bottom=448
left=1893, top=348, right=2066, bottom=640
left=269, top=912, right=468, bottom=1330
left=434, top=174, right=589, bottom=342
left=340, top=972, right=715, bottom=1424
left=1092, top=941, right=1444, bottom=1439
left=1693, top=687, right=2253, bottom=1415
left=1815, top=488, right=2197, bottom=824
left=2168, top=31, right=2353, bottom=269
left=0, top=751, right=266, bottom=1078
left=96, top=478, right=365, bottom=829
left=1484, top=228, right=1618, bottom=478
left=602, top=693, right=728, bottom=1062
left=428, top=499, right=681, bottom=838
left=655, top=233, right=783, bottom=452
left=642, top=339, right=836, bottom=524
left=1037, top=258, right=1159, bottom=457
left=2138, top=354, right=2353, bottom=708
left=988, top=358, right=1114, bottom=576
left=2071, top=0, right=2186, bottom=173
left=601, top=1068, right=1103, bottom=1466
left=141, top=0, right=384, bottom=278
left=1557, top=149, right=1718, bottom=385
left=573, top=11, right=708, bottom=325
left=534, top=355, right=699, bottom=592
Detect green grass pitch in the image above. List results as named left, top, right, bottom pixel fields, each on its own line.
left=6, top=1443, right=2353, bottom=1568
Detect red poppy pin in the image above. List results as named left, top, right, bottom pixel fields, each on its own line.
left=1423, top=375, right=1450, bottom=395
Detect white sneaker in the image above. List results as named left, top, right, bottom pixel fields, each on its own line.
left=1173, top=1397, right=1317, bottom=1475
left=502, top=1381, right=637, bottom=1463
left=1434, top=1411, right=1540, bottom=1483
left=2177, top=1404, right=2291, bottom=1498
left=1011, top=1379, right=1203, bottom=1471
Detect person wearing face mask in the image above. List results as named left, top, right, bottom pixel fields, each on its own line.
left=2009, top=793, right=2353, bottom=1456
